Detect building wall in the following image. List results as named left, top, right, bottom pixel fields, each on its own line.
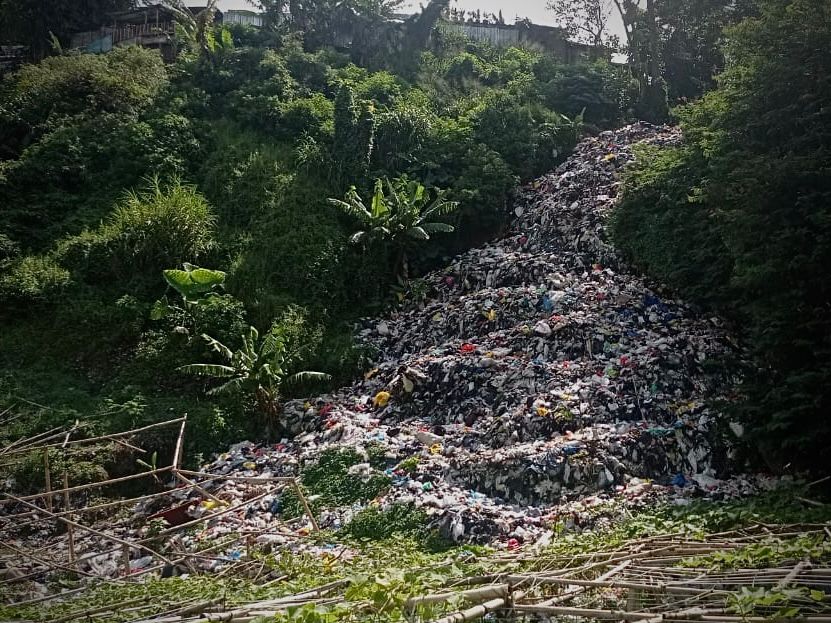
left=225, top=11, right=264, bottom=27
left=450, top=23, right=520, bottom=47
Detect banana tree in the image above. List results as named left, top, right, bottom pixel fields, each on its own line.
left=328, top=177, right=458, bottom=279
left=160, top=0, right=229, bottom=60
left=179, top=324, right=330, bottom=430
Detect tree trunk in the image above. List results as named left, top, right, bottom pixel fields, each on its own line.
left=645, top=0, right=660, bottom=84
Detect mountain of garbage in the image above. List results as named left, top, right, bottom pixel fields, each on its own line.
left=195, top=123, right=758, bottom=546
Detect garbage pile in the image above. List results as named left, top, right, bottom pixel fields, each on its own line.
left=236, top=123, right=750, bottom=540
left=2, top=124, right=762, bottom=592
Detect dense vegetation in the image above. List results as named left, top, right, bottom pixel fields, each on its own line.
left=612, top=0, right=831, bottom=470
left=0, top=20, right=633, bottom=472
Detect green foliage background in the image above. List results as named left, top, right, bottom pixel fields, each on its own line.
left=611, top=0, right=831, bottom=470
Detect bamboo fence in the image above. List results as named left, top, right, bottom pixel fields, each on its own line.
left=1, top=417, right=829, bottom=623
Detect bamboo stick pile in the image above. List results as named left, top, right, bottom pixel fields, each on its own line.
left=0, top=417, right=319, bottom=608
left=2, top=417, right=829, bottom=623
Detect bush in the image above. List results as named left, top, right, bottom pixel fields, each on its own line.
left=470, top=91, right=576, bottom=180
left=7, top=448, right=110, bottom=495
left=344, top=503, right=431, bottom=541
left=0, top=113, right=201, bottom=249
left=538, top=61, right=633, bottom=129
left=0, top=47, right=167, bottom=153
left=372, top=105, right=432, bottom=172
left=445, top=52, right=489, bottom=87
left=277, top=93, right=334, bottom=141
left=0, top=255, right=71, bottom=305
left=612, top=0, right=831, bottom=470
left=55, top=177, right=216, bottom=285
left=353, top=71, right=402, bottom=107
left=0, top=233, right=20, bottom=263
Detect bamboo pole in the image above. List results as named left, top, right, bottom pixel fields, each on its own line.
left=173, top=416, right=187, bottom=471
left=4, top=493, right=172, bottom=564
left=503, top=574, right=730, bottom=596
left=140, top=485, right=282, bottom=541
left=177, top=468, right=296, bottom=483
left=63, top=472, right=76, bottom=568
left=51, top=596, right=154, bottom=623
left=175, top=470, right=224, bottom=504
left=0, top=465, right=173, bottom=505
left=777, top=560, right=810, bottom=589
left=537, top=558, right=633, bottom=607
left=291, top=478, right=319, bottom=532
left=1, top=425, right=71, bottom=455
left=0, top=541, right=97, bottom=579
left=1, top=417, right=186, bottom=456
left=428, top=589, right=525, bottom=623
left=406, top=584, right=509, bottom=611
left=9, top=585, right=87, bottom=606
left=43, top=448, right=53, bottom=512
left=123, top=543, right=132, bottom=578
left=511, top=604, right=679, bottom=621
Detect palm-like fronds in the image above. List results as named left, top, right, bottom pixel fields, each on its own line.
left=328, top=176, right=458, bottom=252
left=179, top=324, right=331, bottom=419
left=201, top=333, right=234, bottom=361
left=285, top=371, right=332, bottom=387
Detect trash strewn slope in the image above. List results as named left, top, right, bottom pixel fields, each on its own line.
left=204, top=123, right=754, bottom=545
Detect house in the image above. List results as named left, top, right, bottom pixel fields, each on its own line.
left=225, top=10, right=264, bottom=28
left=70, top=4, right=226, bottom=60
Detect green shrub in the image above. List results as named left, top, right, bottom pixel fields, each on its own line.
left=279, top=447, right=392, bottom=519
left=612, top=0, right=831, bottom=470
left=470, top=91, right=577, bottom=180
left=0, top=233, right=20, bottom=263
left=0, top=47, right=167, bottom=151
left=538, top=61, right=632, bottom=129
left=445, top=52, right=489, bottom=87
left=0, top=113, right=201, bottom=249
left=6, top=448, right=111, bottom=495
left=611, top=145, right=733, bottom=302
left=277, top=93, right=334, bottom=140
left=344, top=503, right=431, bottom=541
left=353, top=71, right=402, bottom=107
left=372, top=105, right=432, bottom=172
left=55, top=177, right=216, bottom=285
left=0, top=255, right=71, bottom=305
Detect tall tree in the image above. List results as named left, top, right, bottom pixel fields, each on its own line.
left=546, top=0, right=619, bottom=48
left=656, top=0, right=758, bottom=100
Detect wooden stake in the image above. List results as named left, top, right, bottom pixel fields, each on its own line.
left=123, top=543, right=132, bottom=578
left=292, top=478, right=319, bottom=532
left=63, top=472, right=76, bottom=568
left=173, top=416, right=187, bottom=471
left=43, top=448, right=52, bottom=512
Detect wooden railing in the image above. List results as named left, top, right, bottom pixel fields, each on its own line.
left=112, top=21, right=174, bottom=44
